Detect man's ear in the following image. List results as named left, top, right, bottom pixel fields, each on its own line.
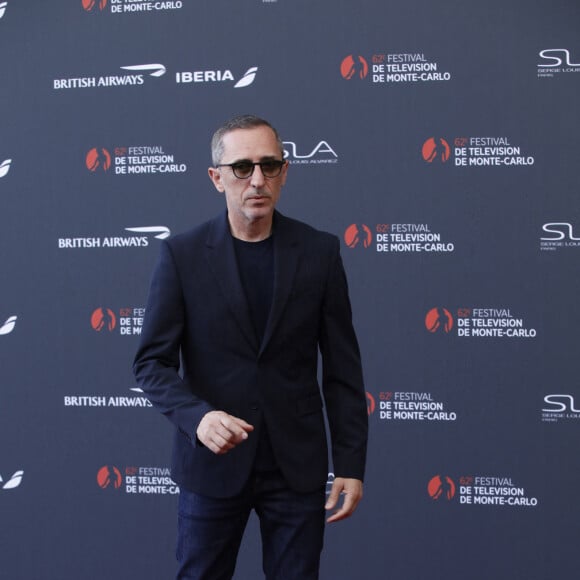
left=208, top=167, right=225, bottom=192
left=280, top=159, right=289, bottom=186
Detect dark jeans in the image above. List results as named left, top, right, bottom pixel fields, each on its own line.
left=176, top=469, right=326, bottom=580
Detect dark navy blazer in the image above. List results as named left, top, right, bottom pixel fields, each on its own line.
left=133, top=210, right=367, bottom=497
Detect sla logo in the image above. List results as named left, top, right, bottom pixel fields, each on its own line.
left=541, top=223, right=580, bottom=241
left=97, top=466, right=122, bottom=489
left=0, top=315, right=17, bottom=335
left=422, top=137, right=450, bottom=163
left=540, top=222, right=580, bottom=250
left=543, top=394, right=580, bottom=413
left=91, top=307, right=116, bottom=332
left=428, top=475, right=456, bottom=500
left=344, top=224, right=372, bottom=249
left=283, top=141, right=338, bottom=163
left=366, top=392, right=376, bottom=416
left=1, top=470, right=24, bottom=490
left=82, top=0, right=107, bottom=11
left=538, top=49, right=580, bottom=67
left=0, top=158, right=12, bottom=177
left=86, top=148, right=111, bottom=172
left=340, top=55, right=369, bottom=80
left=425, top=308, right=454, bottom=333
left=0, top=2, right=8, bottom=19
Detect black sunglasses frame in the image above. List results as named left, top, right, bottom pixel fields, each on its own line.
left=216, top=160, right=286, bottom=179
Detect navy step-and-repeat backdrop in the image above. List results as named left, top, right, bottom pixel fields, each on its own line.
left=1, top=1, right=579, bottom=578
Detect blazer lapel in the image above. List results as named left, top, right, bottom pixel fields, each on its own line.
left=259, top=212, right=300, bottom=356
left=205, top=211, right=259, bottom=351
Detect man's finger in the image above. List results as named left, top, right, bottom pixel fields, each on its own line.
left=325, top=478, right=363, bottom=523
left=326, top=493, right=357, bottom=523
left=197, top=411, right=254, bottom=454
left=219, top=418, right=253, bottom=444
left=325, top=486, right=341, bottom=510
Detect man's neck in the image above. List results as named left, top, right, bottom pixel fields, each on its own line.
left=229, top=215, right=273, bottom=242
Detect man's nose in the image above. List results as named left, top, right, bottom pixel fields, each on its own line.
left=250, top=164, right=266, bottom=188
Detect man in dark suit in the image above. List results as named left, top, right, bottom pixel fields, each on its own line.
left=133, top=115, right=367, bottom=579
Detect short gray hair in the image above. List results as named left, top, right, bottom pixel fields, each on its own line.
left=211, top=115, right=284, bottom=165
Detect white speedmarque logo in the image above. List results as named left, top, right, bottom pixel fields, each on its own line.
left=120, top=63, right=166, bottom=77
left=1, top=470, right=24, bottom=490
left=0, top=315, right=17, bottom=335
left=0, top=2, right=8, bottom=19
left=0, top=159, right=12, bottom=177
left=125, top=226, right=171, bottom=240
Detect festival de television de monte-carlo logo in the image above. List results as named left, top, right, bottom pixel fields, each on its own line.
left=340, top=52, right=452, bottom=85
left=427, top=474, right=538, bottom=507
left=82, top=0, right=184, bottom=15
left=97, top=465, right=178, bottom=495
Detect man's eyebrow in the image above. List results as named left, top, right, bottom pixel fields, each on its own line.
left=228, top=155, right=280, bottom=164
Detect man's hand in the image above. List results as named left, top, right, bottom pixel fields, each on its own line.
left=196, top=410, right=254, bottom=455
left=325, top=477, right=363, bottom=523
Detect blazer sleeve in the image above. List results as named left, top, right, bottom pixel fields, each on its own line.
left=133, top=240, right=214, bottom=442
left=319, top=236, right=368, bottom=481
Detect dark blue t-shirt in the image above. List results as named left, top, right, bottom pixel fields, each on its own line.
left=233, top=235, right=274, bottom=343
left=233, top=235, right=277, bottom=471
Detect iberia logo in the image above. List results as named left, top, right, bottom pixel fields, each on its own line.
left=1, top=470, right=23, bottom=490
left=428, top=475, right=456, bottom=500
left=0, top=159, right=11, bottom=178
left=425, top=307, right=454, bottom=333
left=91, top=307, right=117, bottom=332
left=340, top=55, right=369, bottom=80
left=422, top=137, right=450, bottom=163
left=86, top=148, right=111, bottom=172
left=0, top=315, right=17, bottom=336
left=366, top=392, right=376, bottom=415
left=97, top=466, right=122, bottom=489
left=344, top=224, right=372, bottom=248
left=82, top=0, right=107, bottom=12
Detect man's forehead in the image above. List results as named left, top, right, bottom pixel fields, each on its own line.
left=221, top=126, right=279, bottom=158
